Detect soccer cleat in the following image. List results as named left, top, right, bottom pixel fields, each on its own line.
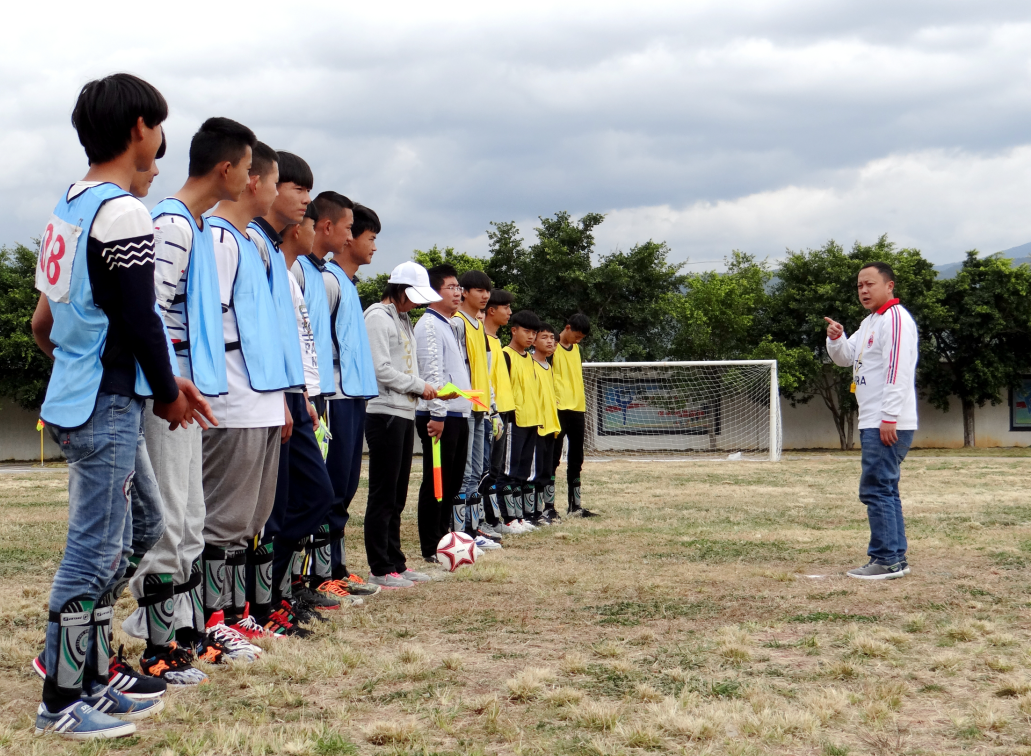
left=343, top=574, right=382, bottom=596
left=476, top=527, right=503, bottom=543
left=317, top=580, right=365, bottom=606
left=229, top=614, right=281, bottom=639
left=266, top=609, right=311, bottom=638
left=846, top=560, right=905, bottom=580
left=280, top=598, right=326, bottom=625
left=368, top=572, right=415, bottom=589
left=293, top=584, right=341, bottom=610
left=573, top=507, right=599, bottom=518
left=206, top=624, right=262, bottom=660
left=544, top=508, right=562, bottom=524
left=400, top=569, right=431, bottom=583
left=518, top=519, right=536, bottom=531
left=35, top=700, right=136, bottom=740
left=32, top=647, right=167, bottom=702
left=82, top=682, right=164, bottom=721
left=423, top=555, right=442, bottom=566
left=498, top=521, right=523, bottom=535
left=474, top=535, right=502, bottom=551
left=140, top=642, right=209, bottom=686
left=192, top=636, right=227, bottom=665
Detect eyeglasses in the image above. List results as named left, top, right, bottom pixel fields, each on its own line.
left=440, top=285, right=463, bottom=291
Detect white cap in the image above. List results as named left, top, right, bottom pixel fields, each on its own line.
left=388, top=261, right=442, bottom=305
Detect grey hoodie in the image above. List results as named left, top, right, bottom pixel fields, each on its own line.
left=364, top=302, right=426, bottom=419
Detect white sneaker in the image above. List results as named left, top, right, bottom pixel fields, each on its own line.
left=498, top=522, right=523, bottom=535
left=518, top=520, right=536, bottom=532
left=368, top=572, right=415, bottom=589
left=207, top=625, right=262, bottom=659
left=401, top=569, right=431, bottom=583
left=473, top=545, right=485, bottom=559
left=474, top=535, right=502, bottom=550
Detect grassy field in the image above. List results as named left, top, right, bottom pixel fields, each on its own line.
left=2, top=453, right=1031, bottom=755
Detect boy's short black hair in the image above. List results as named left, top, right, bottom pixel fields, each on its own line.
left=860, top=261, right=896, bottom=283
left=312, top=191, right=354, bottom=224
left=276, top=151, right=314, bottom=190
left=249, top=141, right=278, bottom=179
left=352, top=204, right=381, bottom=239
left=459, top=270, right=492, bottom=292
left=188, top=117, right=256, bottom=177
left=303, top=201, right=320, bottom=223
left=565, top=313, right=591, bottom=335
left=537, top=322, right=558, bottom=338
left=427, top=264, right=459, bottom=292
left=510, top=310, right=541, bottom=331
left=486, top=289, right=514, bottom=311
left=72, top=73, right=168, bottom=165
left=156, top=131, right=166, bottom=160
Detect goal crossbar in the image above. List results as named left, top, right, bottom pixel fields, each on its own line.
left=580, top=360, right=781, bottom=461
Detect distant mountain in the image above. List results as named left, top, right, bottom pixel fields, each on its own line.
left=934, top=242, right=1031, bottom=279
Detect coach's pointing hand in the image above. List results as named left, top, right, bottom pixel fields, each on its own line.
left=824, top=317, right=844, bottom=340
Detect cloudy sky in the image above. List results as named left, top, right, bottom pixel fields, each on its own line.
left=3, top=0, right=1031, bottom=272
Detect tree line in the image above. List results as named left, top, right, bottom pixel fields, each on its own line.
left=4, top=212, right=1030, bottom=448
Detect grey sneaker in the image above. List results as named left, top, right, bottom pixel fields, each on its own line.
left=847, top=560, right=905, bottom=580
left=368, top=572, right=415, bottom=589
left=900, top=559, right=911, bottom=576
left=401, top=569, right=431, bottom=583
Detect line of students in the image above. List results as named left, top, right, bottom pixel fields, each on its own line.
left=27, top=72, right=593, bottom=740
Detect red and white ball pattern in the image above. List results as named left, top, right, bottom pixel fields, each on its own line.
left=436, top=532, right=477, bottom=572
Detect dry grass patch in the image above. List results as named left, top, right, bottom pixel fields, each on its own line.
left=363, top=718, right=421, bottom=745
left=505, top=666, right=556, bottom=701
left=570, top=700, right=623, bottom=731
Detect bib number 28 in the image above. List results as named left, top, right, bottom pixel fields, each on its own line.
left=36, top=215, right=82, bottom=304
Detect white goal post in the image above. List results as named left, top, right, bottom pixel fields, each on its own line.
left=581, top=360, right=782, bottom=461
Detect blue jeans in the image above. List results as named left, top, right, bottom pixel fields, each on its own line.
left=44, top=392, right=140, bottom=705
left=460, top=413, right=486, bottom=497
left=129, top=413, right=164, bottom=558
left=859, top=428, right=913, bottom=565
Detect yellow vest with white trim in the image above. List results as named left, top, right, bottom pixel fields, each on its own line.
left=533, top=358, right=561, bottom=435
left=503, top=345, right=542, bottom=427
left=552, top=342, right=585, bottom=412
left=488, top=333, right=514, bottom=413
left=457, top=311, right=490, bottom=407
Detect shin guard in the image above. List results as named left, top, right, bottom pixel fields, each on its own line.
left=468, top=493, right=483, bottom=532
left=452, top=494, right=468, bottom=532
left=178, top=558, right=206, bottom=634
left=308, top=526, right=332, bottom=586
left=225, top=548, right=248, bottom=620
left=247, top=537, right=274, bottom=618
left=110, top=555, right=138, bottom=603
left=485, top=483, right=502, bottom=522
left=330, top=528, right=347, bottom=581
left=138, top=574, right=174, bottom=649
left=87, top=589, right=117, bottom=685
left=522, top=484, right=536, bottom=519
left=45, top=596, right=94, bottom=703
left=501, top=485, right=518, bottom=521
left=202, top=544, right=227, bottom=620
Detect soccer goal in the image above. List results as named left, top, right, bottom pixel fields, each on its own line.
left=581, top=360, right=781, bottom=461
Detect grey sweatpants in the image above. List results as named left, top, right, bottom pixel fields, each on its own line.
left=126, top=405, right=207, bottom=634
left=201, top=427, right=281, bottom=549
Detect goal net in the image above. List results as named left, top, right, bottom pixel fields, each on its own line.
left=581, top=361, right=781, bottom=461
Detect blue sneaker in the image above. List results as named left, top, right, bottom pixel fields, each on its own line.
left=34, top=700, right=136, bottom=739
left=83, top=683, right=164, bottom=721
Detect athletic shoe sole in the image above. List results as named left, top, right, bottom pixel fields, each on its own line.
left=35, top=720, right=136, bottom=739
left=846, top=571, right=905, bottom=581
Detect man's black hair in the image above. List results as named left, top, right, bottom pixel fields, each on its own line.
left=71, top=73, right=168, bottom=165
left=427, top=264, right=459, bottom=292
left=312, top=191, right=354, bottom=224
left=565, top=313, right=591, bottom=336
left=276, top=151, right=314, bottom=190
left=249, top=141, right=278, bottom=179
left=188, top=117, right=256, bottom=178
left=352, top=204, right=382, bottom=239
left=303, top=202, right=320, bottom=223
left=486, top=289, right=514, bottom=311
left=537, top=322, right=558, bottom=338
left=510, top=310, right=541, bottom=331
left=860, top=261, right=896, bottom=284
left=156, top=131, right=166, bottom=160
left=458, top=270, right=492, bottom=293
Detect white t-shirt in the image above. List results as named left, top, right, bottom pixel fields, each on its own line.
left=151, top=212, right=193, bottom=376
left=69, top=182, right=155, bottom=253
left=288, top=270, right=321, bottom=397
left=208, top=220, right=285, bottom=428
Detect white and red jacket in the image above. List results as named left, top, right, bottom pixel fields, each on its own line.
left=827, top=298, right=919, bottom=430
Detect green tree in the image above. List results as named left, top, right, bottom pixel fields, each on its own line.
left=768, top=235, right=937, bottom=450
left=412, top=244, right=487, bottom=275
left=0, top=243, right=51, bottom=409
left=355, top=271, right=390, bottom=312
left=918, top=252, right=1031, bottom=446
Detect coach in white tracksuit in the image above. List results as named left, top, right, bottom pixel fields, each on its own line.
left=825, top=262, right=919, bottom=580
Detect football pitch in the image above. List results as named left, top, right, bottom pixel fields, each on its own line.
left=1, top=452, right=1031, bottom=755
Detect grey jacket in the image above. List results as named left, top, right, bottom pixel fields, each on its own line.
left=415, top=308, right=472, bottom=418
left=364, top=302, right=426, bottom=419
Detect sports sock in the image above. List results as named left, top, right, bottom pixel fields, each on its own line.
left=452, top=493, right=468, bottom=533
left=201, top=544, right=227, bottom=622
left=138, top=574, right=174, bottom=654
left=43, top=596, right=93, bottom=711
left=225, top=548, right=248, bottom=624
left=330, top=529, right=348, bottom=581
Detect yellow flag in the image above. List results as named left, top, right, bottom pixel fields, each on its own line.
left=36, top=419, right=44, bottom=431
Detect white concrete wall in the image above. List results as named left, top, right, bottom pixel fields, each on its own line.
left=0, top=398, right=62, bottom=461
left=781, top=393, right=1031, bottom=449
